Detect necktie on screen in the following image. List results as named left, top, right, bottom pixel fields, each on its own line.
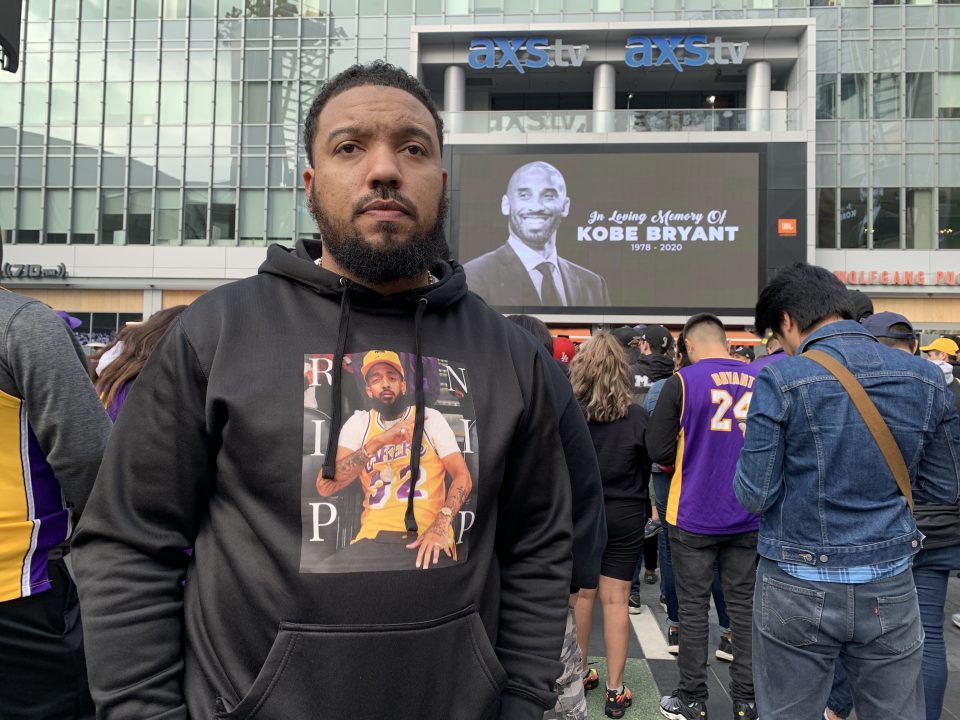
left=536, top=261, right=563, bottom=306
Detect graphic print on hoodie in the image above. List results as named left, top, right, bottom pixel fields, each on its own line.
left=301, top=349, right=477, bottom=572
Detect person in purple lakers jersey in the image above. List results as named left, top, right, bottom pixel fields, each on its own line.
left=646, top=313, right=759, bottom=720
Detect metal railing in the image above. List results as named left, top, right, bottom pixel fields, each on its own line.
left=442, top=108, right=801, bottom=134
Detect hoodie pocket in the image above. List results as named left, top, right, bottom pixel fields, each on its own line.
left=214, top=605, right=507, bottom=720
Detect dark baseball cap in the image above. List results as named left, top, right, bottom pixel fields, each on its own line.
left=641, top=325, right=675, bottom=354
left=611, top=326, right=638, bottom=348
left=862, top=311, right=916, bottom=341
left=730, top=345, right=755, bottom=361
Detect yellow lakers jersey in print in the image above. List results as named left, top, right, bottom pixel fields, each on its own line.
left=338, top=406, right=460, bottom=542
left=0, top=389, right=71, bottom=602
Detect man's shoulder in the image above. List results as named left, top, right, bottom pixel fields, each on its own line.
left=462, top=243, right=513, bottom=273
left=0, top=289, right=69, bottom=343
left=0, top=288, right=47, bottom=323
left=557, top=257, right=604, bottom=283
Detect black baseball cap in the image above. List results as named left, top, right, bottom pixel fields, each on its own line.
left=641, top=325, right=675, bottom=354
left=862, top=311, right=916, bottom=341
left=730, top=345, right=755, bottom=361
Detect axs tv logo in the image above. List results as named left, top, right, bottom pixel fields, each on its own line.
left=468, top=37, right=588, bottom=74
left=625, top=34, right=748, bottom=72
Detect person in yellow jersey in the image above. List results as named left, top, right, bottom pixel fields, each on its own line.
left=317, top=350, right=473, bottom=569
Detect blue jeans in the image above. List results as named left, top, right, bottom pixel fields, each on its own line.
left=753, top=557, right=924, bottom=720
left=651, top=472, right=730, bottom=632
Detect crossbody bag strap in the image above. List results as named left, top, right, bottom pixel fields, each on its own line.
left=803, top=348, right=913, bottom=510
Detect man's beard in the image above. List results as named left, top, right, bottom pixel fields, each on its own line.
left=309, top=183, right=450, bottom=287
left=509, top=214, right=562, bottom=249
left=370, top=393, right=408, bottom=421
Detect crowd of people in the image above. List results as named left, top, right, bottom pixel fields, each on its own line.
left=2, top=61, right=959, bottom=720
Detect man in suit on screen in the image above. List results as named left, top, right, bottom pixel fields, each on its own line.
left=463, top=161, right=610, bottom=308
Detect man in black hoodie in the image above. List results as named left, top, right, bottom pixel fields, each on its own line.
left=73, top=62, right=574, bottom=720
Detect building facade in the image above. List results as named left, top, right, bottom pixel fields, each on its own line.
left=1, top=0, right=958, bottom=336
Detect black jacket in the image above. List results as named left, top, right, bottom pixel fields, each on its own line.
left=73, top=239, right=574, bottom=720
left=630, top=353, right=675, bottom=406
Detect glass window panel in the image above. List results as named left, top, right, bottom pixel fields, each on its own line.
left=155, top=188, right=180, bottom=244
left=76, top=83, right=103, bottom=124
left=156, top=155, right=182, bottom=185
left=215, top=82, right=241, bottom=123
left=20, top=157, right=43, bottom=186
left=129, top=155, right=155, bottom=185
left=0, top=190, right=13, bottom=237
left=817, top=74, right=836, bottom=119
left=106, top=51, right=131, bottom=81
left=244, top=50, right=270, bottom=80
left=267, top=189, right=293, bottom=241
left=241, top=156, right=266, bottom=185
left=49, top=83, right=76, bottom=125
left=906, top=38, right=935, bottom=72
left=159, top=81, right=185, bottom=124
left=134, top=17, right=159, bottom=40
left=107, top=18, right=133, bottom=42
left=133, top=50, right=159, bottom=80
left=941, top=155, right=960, bottom=186
left=101, top=156, right=126, bottom=185
left=268, top=156, right=294, bottom=186
left=840, top=153, right=868, bottom=187
left=51, top=53, right=79, bottom=82
left=125, top=189, right=151, bottom=243
left=839, top=187, right=869, bottom=248
left=185, top=155, right=210, bottom=185
left=271, top=49, right=298, bottom=79
left=873, top=73, right=900, bottom=118
left=161, top=50, right=186, bottom=81
left=17, top=189, right=42, bottom=243
left=187, top=81, right=214, bottom=124
left=941, top=73, right=960, bottom=118
left=243, top=82, right=268, bottom=124
left=905, top=187, right=935, bottom=249
left=45, top=190, right=71, bottom=235
left=99, top=188, right=124, bottom=243
left=213, top=155, right=238, bottom=185
left=938, top=187, right=960, bottom=249
left=80, top=19, right=104, bottom=41
left=871, top=187, right=900, bottom=248
left=191, top=0, right=216, bottom=16
left=183, top=189, right=208, bottom=241
left=188, top=51, right=214, bottom=81
left=72, top=189, right=97, bottom=234
left=29, top=0, right=51, bottom=20
left=269, top=81, right=298, bottom=124
left=239, top=188, right=265, bottom=240
left=74, top=157, right=99, bottom=185
left=0, top=157, right=14, bottom=185
left=24, top=54, right=50, bottom=84
left=872, top=40, right=900, bottom=73
left=161, top=0, right=187, bottom=17
left=45, top=157, right=69, bottom=186
left=108, top=0, right=133, bottom=17
left=303, top=0, right=324, bottom=14
left=57, top=0, right=81, bottom=19
left=79, top=53, right=104, bottom=82
left=906, top=72, right=932, bottom=118
left=817, top=188, right=837, bottom=248
left=211, top=189, right=236, bottom=243
left=137, top=0, right=161, bottom=16
left=131, top=82, right=157, bottom=125
left=906, top=154, right=934, bottom=185
left=104, top=82, right=131, bottom=124
left=22, top=85, right=48, bottom=125
left=839, top=74, right=868, bottom=119
left=840, top=40, right=870, bottom=72
left=0, top=84, right=21, bottom=125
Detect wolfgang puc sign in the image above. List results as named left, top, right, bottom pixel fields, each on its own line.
left=466, top=34, right=748, bottom=73
left=625, top=35, right=748, bottom=71
left=467, top=37, right=588, bottom=73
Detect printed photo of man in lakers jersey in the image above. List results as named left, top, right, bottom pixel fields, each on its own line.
left=300, top=350, right=477, bottom=573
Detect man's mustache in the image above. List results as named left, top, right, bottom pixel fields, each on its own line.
left=352, top=188, right=417, bottom=220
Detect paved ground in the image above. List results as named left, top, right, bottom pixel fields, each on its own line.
left=581, top=571, right=960, bottom=720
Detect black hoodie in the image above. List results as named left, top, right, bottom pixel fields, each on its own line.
left=630, top=353, right=675, bottom=406
left=73, top=240, right=573, bottom=720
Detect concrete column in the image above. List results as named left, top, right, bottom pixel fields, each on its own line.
left=142, top=289, right=163, bottom=318
left=444, top=65, right=465, bottom=134
left=746, top=60, right=771, bottom=131
left=593, top=63, right=616, bottom=133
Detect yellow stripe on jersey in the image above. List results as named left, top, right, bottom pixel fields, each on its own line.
left=665, top=429, right=685, bottom=526
left=0, top=389, right=33, bottom=601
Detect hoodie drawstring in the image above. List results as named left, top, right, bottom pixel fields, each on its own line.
left=404, top=297, right=429, bottom=533
left=321, top=279, right=354, bottom=480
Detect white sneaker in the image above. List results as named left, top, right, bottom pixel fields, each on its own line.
left=952, top=613, right=960, bottom=630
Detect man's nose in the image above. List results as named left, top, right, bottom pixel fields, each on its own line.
left=364, top=144, right=402, bottom=189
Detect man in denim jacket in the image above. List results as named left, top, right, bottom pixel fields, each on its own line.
left=733, top=263, right=960, bottom=719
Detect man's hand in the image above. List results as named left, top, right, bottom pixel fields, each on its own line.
left=406, top=518, right=453, bottom=569
left=377, top=418, right=416, bottom=449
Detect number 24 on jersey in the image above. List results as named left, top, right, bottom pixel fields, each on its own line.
left=710, top=390, right=753, bottom=432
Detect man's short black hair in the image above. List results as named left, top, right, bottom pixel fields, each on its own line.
left=755, top=262, right=853, bottom=337
left=683, top=313, right=726, bottom=343
left=302, top=61, right=444, bottom=168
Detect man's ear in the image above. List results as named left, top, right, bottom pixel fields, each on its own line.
left=501, top=195, right=510, bottom=217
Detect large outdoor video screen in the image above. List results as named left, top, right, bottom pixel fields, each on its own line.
left=453, top=151, right=761, bottom=312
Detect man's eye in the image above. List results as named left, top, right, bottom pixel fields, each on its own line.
left=404, top=145, right=425, bottom=156
left=337, top=143, right=358, bottom=154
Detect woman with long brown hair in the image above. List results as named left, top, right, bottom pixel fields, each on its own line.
left=571, top=332, right=653, bottom=719
left=95, top=305, right=187, bottom=421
